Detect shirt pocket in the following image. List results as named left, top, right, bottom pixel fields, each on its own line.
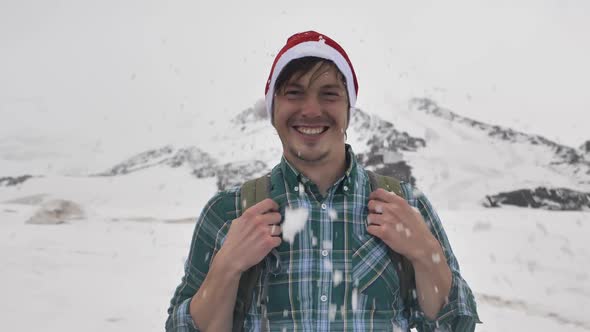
left=351, top=234, right=401, bottom=313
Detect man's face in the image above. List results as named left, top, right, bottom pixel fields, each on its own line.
left=273, top=62, right=349, bottom=165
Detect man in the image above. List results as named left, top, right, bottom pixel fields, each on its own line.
left=166, top=31, right=480, bottom=331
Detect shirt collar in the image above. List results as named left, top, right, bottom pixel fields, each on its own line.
left=279, top=144, right=359, bottom=194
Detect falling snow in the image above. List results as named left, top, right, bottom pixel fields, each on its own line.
left=375, top=205, right=383, bottom=214
left=324, top=259, right=333, bottom=270
left=413, top=187, right=423, bottom=197
left=282, top=207, right=309, bottom=244
left=404, top=228, right=412, bottom=238
left=352, top=288, right=359, bottom=311
left=328, top=208, right=337, bottom=220
left=333, top=269, right=343, bottom=287
left=329, top=303, right=337, bottom=321
left=432, top=252, right=441, bottom=264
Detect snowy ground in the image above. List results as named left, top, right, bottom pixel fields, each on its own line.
left=1, top=174, right=588, bottom=331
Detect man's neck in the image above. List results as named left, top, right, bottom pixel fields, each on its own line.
left=285, top=147, right=347, bottom=196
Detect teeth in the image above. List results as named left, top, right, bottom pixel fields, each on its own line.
left=296, top=127, right=325, bottom=135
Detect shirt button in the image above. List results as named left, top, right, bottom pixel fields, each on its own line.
left=294, top=186, right=299, bottom=192
left=321, top=203, right=327, bottom=210
left=321, top=250, right=329, bottom=257
left=320, top=295, right=328, bottom=302
left=343, top=185, right=348, bottom=192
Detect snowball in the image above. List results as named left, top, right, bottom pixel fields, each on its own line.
left=282, top=207, right=309, bottom=244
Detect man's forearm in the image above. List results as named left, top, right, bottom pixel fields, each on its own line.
left=411, top=240, right=452, bottom=320
left=190, top=248, right=242, bottom=332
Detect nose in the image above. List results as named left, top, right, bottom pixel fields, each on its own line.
left=300, top=95, right=322, bottom=118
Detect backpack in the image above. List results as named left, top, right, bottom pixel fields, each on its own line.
left=231, top=171, right=416, bottom=332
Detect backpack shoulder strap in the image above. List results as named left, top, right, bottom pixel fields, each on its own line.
left=240, top=175, right=270, bottom=211
left=233, top=174, right=271, bottom=332
left=366, top=169, right=404, bottom=196
left=366, top=170, right=416, bottom=313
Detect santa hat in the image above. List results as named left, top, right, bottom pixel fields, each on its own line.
left=264, top=31, right=359, bottom=119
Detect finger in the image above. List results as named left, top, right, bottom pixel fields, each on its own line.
left=245, top=198, right=279, bottom=216
left=258, top=212, right=282, bottom=225
left=368, top=199, right=386, bottom=214
left=270, top=224, right=282, bottom=236
left=269, top=236, right=282, bottom=248
left=367, top=212, right=387, bottom=226
left=369, top=188, right=401, bottom=204
left=367, top=224, right=384, bottom=239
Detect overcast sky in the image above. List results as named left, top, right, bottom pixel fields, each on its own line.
left=1, top=0, right=589, bottom=152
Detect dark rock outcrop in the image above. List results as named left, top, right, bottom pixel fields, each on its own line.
left=216, top=160, right=268, bottom=190
left=0, top=175, right=34, bottom=186
left=484, top=187, right=590, bottom=211
left=99, top=146, right=217, bottom=178
left=350, top=109, right=424, bottom=185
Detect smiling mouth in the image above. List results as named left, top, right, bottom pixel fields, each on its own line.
left=293, top=126, right=329, bottom=135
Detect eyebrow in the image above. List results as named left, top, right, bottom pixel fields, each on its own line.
left=320, top=84, right=345, bottom=90
left=284, top=83, right=344, bottom=90
left=284, top=83, right=305, bottom=89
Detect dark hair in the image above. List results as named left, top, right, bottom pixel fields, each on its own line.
left=272, top=56, right=350, bottom=124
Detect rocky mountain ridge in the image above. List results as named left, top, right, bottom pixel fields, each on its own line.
left=410, top=98, right=590, bottom=180
left=84, top=100, right=590, bottom=210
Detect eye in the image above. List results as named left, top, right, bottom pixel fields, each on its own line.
left=322, top=91, right=342, bottom=99
left=285, top=89, right=303, bottom=99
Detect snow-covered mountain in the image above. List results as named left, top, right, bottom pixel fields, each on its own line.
left=89, top=99, right=590, bottom=210
left=2, top=99, right=589, bottom=332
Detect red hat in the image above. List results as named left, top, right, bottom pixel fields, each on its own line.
left=265, top=31, right=359, bottom=118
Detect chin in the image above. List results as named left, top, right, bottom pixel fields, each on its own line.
left=289, top=145, right=330, bottom=163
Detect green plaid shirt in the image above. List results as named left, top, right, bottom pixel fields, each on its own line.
left=166, top=145, right=480, bottom=331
